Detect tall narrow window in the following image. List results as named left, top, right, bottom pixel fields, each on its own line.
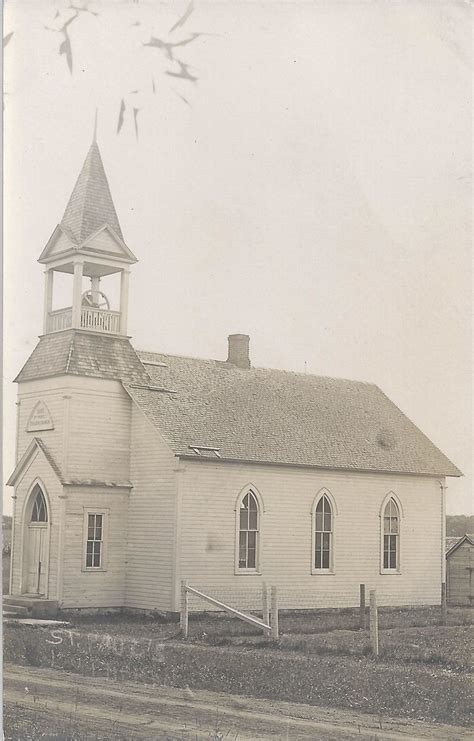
left=85, top=513, right=104, bottom=569
left=238, top=491, right=259, bottom=570
left=30, top=485, right=47, bottom=522
left=383, top=498, right=399, bottom=569
left=314, top=495, right=332, bottom=570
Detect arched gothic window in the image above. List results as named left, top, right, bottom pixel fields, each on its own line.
left=238, top=490, right=259, bottom=570
left=383, top=497, right=399, bottom=569
left=30, top=485, right=48, bottom=523
left=314, top=494, right=332, bottom=570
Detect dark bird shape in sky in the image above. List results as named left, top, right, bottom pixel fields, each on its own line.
left=143, top=33, right=203, bottom=61
left=44, top=13, right=78, bottom=34
left=45, top=12, right=78, bottom=74
left=173, top=89, right=191, bottom=107
left=165, top=60, right=198, bottom=83
left=3, top=32, right=13, bottom=47
left=60, top=36, right=73, bottom=73
left=61, top=12, right=80, bottom=31
left=68, top=2, right=99, bottom=16
left=117, top=99, right=126, bottom=134
left=133, top=108, right=140, bottom=140
left=171, top=32, right=209, bottom=49
left=143, top=36, right=175, bottom=60
left=169, top=1, right=194, bottom=34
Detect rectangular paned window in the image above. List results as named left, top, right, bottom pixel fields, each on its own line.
left=384, top=534, right=397, bottom=569
left=85, top=513, right=103, bottom=569
left=315, top=531, right=330, bottom=569
left=239, top=530, right=256, bottom=569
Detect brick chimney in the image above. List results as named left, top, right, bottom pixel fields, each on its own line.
left=227, top=334, right=250, bottom=369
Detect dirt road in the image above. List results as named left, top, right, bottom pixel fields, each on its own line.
left=4, top=663, right=472, bottom=740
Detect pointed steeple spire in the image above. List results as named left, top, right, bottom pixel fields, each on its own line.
left=60, top=138, right=123, bottom=244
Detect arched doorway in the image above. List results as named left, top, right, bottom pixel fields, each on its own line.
left=23, top=484, right=49, bottom=595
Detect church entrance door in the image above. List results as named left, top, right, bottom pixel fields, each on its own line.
left=25, top=524, right=48, bottom=595
left=23, top=484, right=50, bottom=596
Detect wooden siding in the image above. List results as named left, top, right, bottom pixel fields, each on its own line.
left=10, top=449, right=62, bottom=599
left=17, top=387, right=65, bottom=466
left=12, top=376, right=132, bottom=608
left=16, top=376, right=131, bottom=483
left=447, top=542, right=474, bottom=605
left=178, top=461, right=444, bottom=611
left=61, top=486, right=129, bottom=608
left=67, top=388, right=131, bottom=482
left=11, top=375, right=447, bottom=613
left=126, top=404, right=176, bottom=611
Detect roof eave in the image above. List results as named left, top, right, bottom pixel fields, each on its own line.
left=62, top=480, right=133, bottom=488
left=176, top=453, right=462, bottom=478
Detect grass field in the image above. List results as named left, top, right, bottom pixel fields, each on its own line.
left=60, top=604, right=473, bottom=639
left=4, top=606, right=473, bottom=727
left=225, top=624, right=473, bottom=671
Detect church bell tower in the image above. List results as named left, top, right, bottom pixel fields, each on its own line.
left=38, top=136, right=137, bottom=338
left=8, top=137, right=148, bottom=606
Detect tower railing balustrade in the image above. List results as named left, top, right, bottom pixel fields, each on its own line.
left=47, top=306, right=121, bottom=334
left=48, top=307, right=73, bottom=332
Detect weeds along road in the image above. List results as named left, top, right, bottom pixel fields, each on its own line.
left=4, top=664, right=472, bottom=740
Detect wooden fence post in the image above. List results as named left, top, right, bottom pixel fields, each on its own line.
left=359, top=584, right=366, bottom=629
left=262, top=582, right=270, bottom=627
left=369, top=589, right=379, bottom=657
left=271, top=586, right=279, bottom=640
left=180, top=580, right=189, bottom=638
left=441, top=582, right=447, bottom=626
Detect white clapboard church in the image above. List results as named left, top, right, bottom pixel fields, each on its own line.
left=7, top=139, right=461, bottom=616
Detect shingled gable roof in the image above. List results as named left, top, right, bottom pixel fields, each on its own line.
left=60, top=141, right=123, bottom=244
left=15, top=330, right=461, bottom=476
left=123, top=350, right=462, bottom=477
left=446, top=534, right=474, bottom=557
left=14, top=330, right=150, bottom=385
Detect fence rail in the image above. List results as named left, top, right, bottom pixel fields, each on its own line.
left=180, top=582, right=278, bottom=639
left=178, top=583, right=448, bottom=651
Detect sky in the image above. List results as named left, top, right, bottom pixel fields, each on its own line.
left=3, top=0, right=472, bottom=515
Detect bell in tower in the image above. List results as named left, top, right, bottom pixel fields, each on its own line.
left=38, top=134, right=137, bottom=337
left=82, top=282, right=109, bottom=311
